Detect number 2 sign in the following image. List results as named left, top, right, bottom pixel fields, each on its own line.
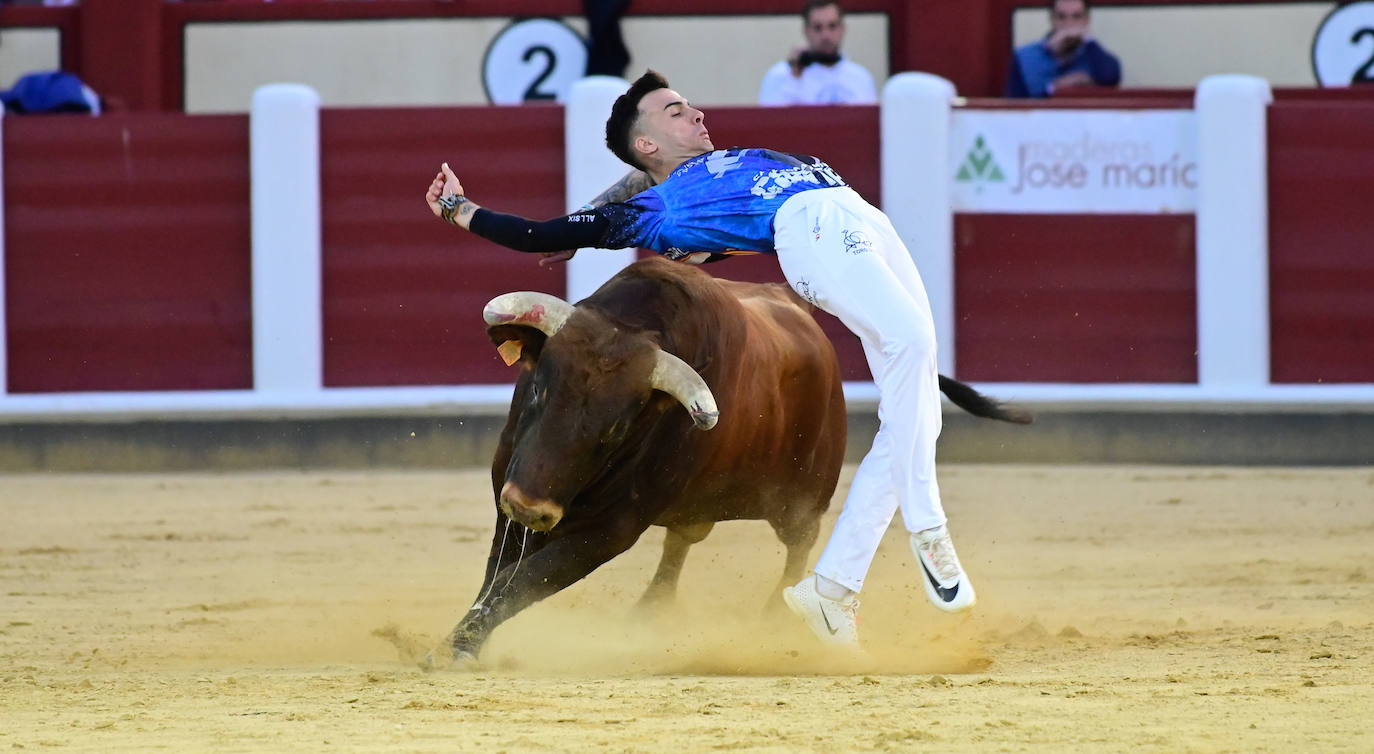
left=1312, top=2, right=1374, bottom=86
left=482, top=18, right=589, bottom=104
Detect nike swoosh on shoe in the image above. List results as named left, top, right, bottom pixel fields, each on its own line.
left=920, top=557, right=961, bottom=602
left=820, top=604, right=840, bottom=635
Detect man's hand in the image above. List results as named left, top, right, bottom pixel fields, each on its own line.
left=786, top=47, right=808, bottom=77
left=426, top=162, right=462, bottom=217
left=1047, top=26, right=1086, bottom=58
left=425, top=162, right=479, bottom=229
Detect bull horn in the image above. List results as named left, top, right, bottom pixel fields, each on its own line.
left=482, top=292, right=574, bottom=337
left=650, top=350, right=719, bottom=430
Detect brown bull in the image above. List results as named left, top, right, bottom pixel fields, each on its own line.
left=429, top=257, right=1027, bottom=667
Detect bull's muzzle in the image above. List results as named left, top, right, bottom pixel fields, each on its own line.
left=498, top=482, right=564, bottom=532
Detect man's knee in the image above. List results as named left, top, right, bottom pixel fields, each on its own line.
left=880, top=317, right=937, bottom=363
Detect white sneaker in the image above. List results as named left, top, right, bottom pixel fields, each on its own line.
left=782, top=575, right=861, bottom=650
left=911, top=525, right=977, bottom=612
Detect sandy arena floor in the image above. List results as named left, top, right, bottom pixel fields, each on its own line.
left=2, top=465, right=1371, bottom=752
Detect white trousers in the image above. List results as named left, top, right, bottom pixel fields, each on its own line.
left=773, top=187, right=945, bottom=593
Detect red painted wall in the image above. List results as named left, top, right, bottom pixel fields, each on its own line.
left=954, top=214, right=1197, bottom=382
left=3, top=113, right=253, bottom=392
left=320, top=105, right=568, bottom=387
left=1267, top=100, right=1374, bottom=383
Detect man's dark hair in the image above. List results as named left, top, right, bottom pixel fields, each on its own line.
left=803, top=0, right=843, bottom=20
left=605, top=70, right=670, bottom=170
left=1050, top=0, right=1091, bottom=10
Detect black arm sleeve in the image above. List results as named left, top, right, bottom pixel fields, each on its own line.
left=468, top=208, right=611, bottom=253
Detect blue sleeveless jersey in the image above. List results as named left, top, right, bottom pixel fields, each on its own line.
left=597, top=148, right=847, bottom=263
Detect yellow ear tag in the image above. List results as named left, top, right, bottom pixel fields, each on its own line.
left=497, top=339, right=523, bottom=366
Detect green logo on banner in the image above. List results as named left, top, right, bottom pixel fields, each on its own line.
left=956, top=135, right=1005, bottom=190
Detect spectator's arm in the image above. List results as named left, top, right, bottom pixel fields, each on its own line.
left=759, top=62, right=798, bottom=106
left=1083, top=41, right=1122, bottom=87
left=1005, top=54, right=1030, bottom=98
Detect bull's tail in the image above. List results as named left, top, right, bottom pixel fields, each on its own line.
left=938, top=375, right=1034, bottom=425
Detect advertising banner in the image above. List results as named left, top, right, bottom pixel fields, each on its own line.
left=950, top=110, right=1198, bottom=214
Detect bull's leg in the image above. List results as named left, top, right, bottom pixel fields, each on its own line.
left=432, top=519, right=650, bottom=667
left=425, top=514, right=550, bottom=670
left=635, top=521, right=714, bottom=611
left=767, top=515, right=821, bottom=613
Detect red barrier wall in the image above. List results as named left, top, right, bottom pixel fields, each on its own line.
left=4, top=113, right=253, bottom=393
left=321, top=105, right=568, bottom=386
left=1268, top=100, right=1374, bottom=383
left=954, top=214, right=1197, bottom=382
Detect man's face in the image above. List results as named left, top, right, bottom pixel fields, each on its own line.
left=634, top=87, right=714, bottom=165
left=804, top=3, right=845, bottom=56
left=1051, top=0, right=1089, bottom=35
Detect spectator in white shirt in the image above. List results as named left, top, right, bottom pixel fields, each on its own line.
left=759, top=0, right=877, bottom=106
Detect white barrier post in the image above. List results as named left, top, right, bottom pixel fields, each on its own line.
left=564, top=75, right=634, bottom=304
left=250, top=84, right=322, bottom=394
left=881, top=73, right=958, bottom=375
left=1195, top=75, right=1272, bottom=391
left=0, top=102, right=7, bottom=396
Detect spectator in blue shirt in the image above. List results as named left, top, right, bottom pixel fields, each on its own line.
left=1006, top=0, right=1121, bottom=98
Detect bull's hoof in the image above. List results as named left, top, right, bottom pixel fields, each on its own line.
left=419, top=645, right=479, bottom=672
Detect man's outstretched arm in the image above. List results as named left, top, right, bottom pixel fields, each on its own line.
left=530, top=169, right=652, bottom=265
left=425, top=162, right=611, bottom=254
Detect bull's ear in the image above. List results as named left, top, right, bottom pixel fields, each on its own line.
left=487, top=324, right=546, bottom=368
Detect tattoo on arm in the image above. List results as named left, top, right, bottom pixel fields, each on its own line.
left=439, top=193, right=470, bottom=225
left=584, top=170, right=654, bottom=209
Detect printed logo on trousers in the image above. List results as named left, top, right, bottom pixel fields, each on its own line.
left=842, top=229, right=873, bottom=255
